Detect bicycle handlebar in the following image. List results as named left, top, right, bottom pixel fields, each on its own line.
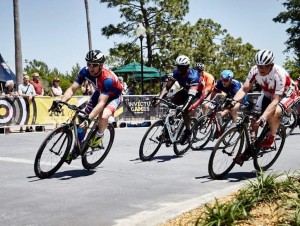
left=152, top=97, right=178, bottom=109
left=50, top=100, right=87, bottom=115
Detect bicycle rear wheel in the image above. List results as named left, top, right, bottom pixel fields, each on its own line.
left=173, top=118, right=198, bottom=156
left=139, top=120, right=164, bottom=161
left=34, top=125, right=73, bottom=179
left=253, top=124, right=286, bottom=171
left=208, top=127, right=244, bottom=180
left=81, top=123, right=115, bottom=170
left=191, top=115, right=214, bottom=150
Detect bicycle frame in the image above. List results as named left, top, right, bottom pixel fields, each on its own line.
left=163, top=109, right=184, bottom=144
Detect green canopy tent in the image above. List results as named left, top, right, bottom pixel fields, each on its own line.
left=114, top=62, right=163, bottom=94
left=114, top=62, right=160, bottom=77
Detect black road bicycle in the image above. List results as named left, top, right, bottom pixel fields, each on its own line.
left=34, top=101, right=115, bottom=179
left=208, top=102, right=286, bottom=180
left=139, top=97, right=198, bottom=161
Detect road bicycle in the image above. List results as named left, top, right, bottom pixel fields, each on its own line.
left=208, top=101, right=286, bottom=180
left=34, top=101, right=115, bottom=179
left=139, top=97, right=198, bottom=161
left=191, top=99, right=234, bottom=150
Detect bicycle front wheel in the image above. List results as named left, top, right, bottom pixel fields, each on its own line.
left=34, top=125, right=73, bottom=179
left=253, top=124, right=286, bottom=171
left=191, top=115, right=214, bottom=150
left=81, top=123, right=115, bottom=170
left=208, top=127, right=244, bottom=180
left=139, top=120, right=164, bottom=161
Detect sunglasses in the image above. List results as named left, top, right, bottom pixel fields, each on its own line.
left=257, top=65, right=270, bottom=69
left=87, top=62, right=100, bottom=67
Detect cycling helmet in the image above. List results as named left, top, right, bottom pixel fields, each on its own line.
left=297, top=76, right=300, bottom=81
left=220, top=70, right=234, bottom=80
left=85, top=50, right=105, bottom=63
left=194, top=62, right=204, bottom=71
left=254, top=49, right=275, bottom=65
left=175, top=55, right=190, bottom=66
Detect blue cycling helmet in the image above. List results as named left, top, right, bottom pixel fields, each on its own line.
left=220, top=70, right=234, bottom=80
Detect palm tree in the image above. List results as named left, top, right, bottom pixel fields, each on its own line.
left=84, top=0, right=92, bottom=50
left=13, top=0, right=23, bottom=85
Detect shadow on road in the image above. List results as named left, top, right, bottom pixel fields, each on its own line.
left=130, top=154, right=182, bottom=163
left=28, top=169, right=97, bottom=181
left=195, top=171, right=257, bottom=183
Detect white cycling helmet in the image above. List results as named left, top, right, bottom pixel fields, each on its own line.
left=254, top=49, right=275, bottom=65
left=175, top=55, right=190, bottom=66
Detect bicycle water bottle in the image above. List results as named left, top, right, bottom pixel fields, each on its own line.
left=77, top=127, right=84, bottom=142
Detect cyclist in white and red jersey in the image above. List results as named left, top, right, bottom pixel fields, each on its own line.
left=230, top=49, right=297, bottom=164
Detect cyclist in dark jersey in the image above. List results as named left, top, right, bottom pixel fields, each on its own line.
left=51, top=50, right=123, bottom=149
left=153, top=55, right=204, bottom=144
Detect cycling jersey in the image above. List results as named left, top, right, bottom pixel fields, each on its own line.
left=172, top=68, right=201, bottom=92
left=203, top=71, right=215, bottom=92
left=214, top=79, right=242, bottom=98
left=246, top=64, right=294, bottom=99
left=76, top=67, right=99, bottom=90
left=75, top=67, right=123, bottom=114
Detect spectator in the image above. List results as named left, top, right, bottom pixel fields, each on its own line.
left=51, top=78, right=63, bottom=97
left=81, top=80, right=95, bottom=95
left=118, top=76, right=128, bottom=94
left=18, top=75, right=36, bottom=132
left=30, top=72, right=44, bottom=96
left=1, top=80, right=18, bottom=96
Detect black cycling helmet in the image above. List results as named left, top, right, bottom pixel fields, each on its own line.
left=297, top=76, right=300, bottom=81
left=194, top=62, right=204, bottom=71
left=85, top=50, right=105, bottom=63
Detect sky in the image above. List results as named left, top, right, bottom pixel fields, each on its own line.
left=1, top=0, right=294, bottom=75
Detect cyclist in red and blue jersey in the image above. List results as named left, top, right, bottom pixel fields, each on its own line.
left=51, top=50, right=123, bottom=149
left=207, top=70, right=246, bottom=126
left=153, top=55, right=204, bottom=144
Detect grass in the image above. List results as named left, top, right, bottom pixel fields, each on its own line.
left=161, top=170, right=300, bottom=226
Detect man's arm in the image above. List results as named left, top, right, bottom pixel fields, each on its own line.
left=61, top=82, right=80, bottom=102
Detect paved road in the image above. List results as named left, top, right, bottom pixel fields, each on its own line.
left=0, top=126, right=300, bottom=226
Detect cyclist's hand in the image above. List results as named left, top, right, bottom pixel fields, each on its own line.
left=79, top=115, right=92, bottom=128
left=49, top=100, right=62, bottom=113
left=223, top=98, right=237, bottom=109
left=151, top=97, right=160, bottom=107
left=256, top=116, right=266, bottom=127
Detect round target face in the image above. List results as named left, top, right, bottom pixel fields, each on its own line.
left=0, top=98, right=14, bottom=125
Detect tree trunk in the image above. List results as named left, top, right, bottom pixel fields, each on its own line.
left=13, top=0, right=23, bottom=85
left=84, top=0, right=92, bottom=51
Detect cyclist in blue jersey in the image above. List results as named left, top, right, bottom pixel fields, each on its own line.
left=153, top=55, right=204, bottom=144
left=51, top=50, right=123, bottom=151
left=206, top=70, right=246, bottom=126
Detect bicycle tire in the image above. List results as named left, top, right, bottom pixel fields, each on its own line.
left=191, top=115, right=214, bottom=150
left=81, top=123, right=115, bottom=170
left=208, top=127, right=244, bottom=180
left=284, top=110, right=298, bottom=136
left=34, top=125, right=73, bottom=179
left=173, top=118, right=198, bottom=156
left=139, top=120, right=164, bottom=161
left=253, top=124, right=286, bottom=171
